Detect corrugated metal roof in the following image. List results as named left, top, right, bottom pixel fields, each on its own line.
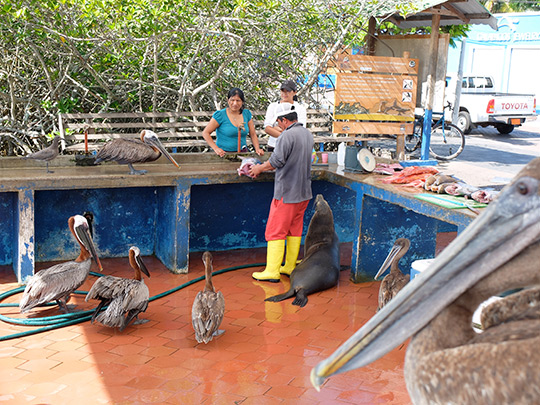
left=384, top=0, right=498, bottom=30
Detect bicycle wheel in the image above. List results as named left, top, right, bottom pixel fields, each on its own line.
left=404, top=120, right=422, bottom=152
left=429, top=122, right=465, bottom=160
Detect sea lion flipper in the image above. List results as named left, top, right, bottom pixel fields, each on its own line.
left=265, top=289, right=295, bottom=302
left=292, top=289, right=308, bottom=307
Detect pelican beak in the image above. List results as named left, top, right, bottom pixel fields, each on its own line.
left=130, top=246, right=150, bottom=277
left=311, top=159, right=540, bottom=391
left=374, top=243, right=403, bottom=280
left=136, top=256, right=151, bottom=277
left=74, top=221, right=103, bottom=271
left=147, top=136, right=180, bottom=168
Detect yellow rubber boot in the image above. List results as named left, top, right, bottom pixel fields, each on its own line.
left=252, top=240, right=285, bottom=282
left=280, top=236, right=302, bottom=276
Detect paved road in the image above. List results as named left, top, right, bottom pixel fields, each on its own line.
left=437, top=119, right=540, bottom=188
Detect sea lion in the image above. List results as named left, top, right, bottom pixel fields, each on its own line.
left=266, top=194, right=340, bottom=307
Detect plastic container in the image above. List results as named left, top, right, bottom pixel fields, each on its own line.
left=410, top=258, right=435, bottom=279
left=327, top=152, right=338, bottom=164
left=337, top=143, right=346, bottom=166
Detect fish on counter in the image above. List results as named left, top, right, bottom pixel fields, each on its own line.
left=374, top=162, right=404, bottom=175
left=237, top=157, right=262, bottom=178
left=86, top=246, right=150, bottom=331
left=379, top=166, right=439, bottom=185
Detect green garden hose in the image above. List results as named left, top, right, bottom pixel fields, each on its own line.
left=0, top=263, right=264, bottom=342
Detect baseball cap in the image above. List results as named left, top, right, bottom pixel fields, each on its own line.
left=272, top=103, right=296, bottom=123
left=280, top=80, right=297, bottom=92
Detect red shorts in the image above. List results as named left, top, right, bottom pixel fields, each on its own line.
left=265, top=198, right=309, bottom=241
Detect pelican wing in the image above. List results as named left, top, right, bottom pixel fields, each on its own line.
left=192, top=291, right=225, bottom=344
left=20, top=259, right=92, bottom=313
left=96, top=138, right=158, bottom=164
left=89, top=278, right=149, bottom=329
left=378, top=273, right=410, bottom=310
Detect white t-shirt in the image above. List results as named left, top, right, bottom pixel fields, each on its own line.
left=264, top=101, right=307, bottom=148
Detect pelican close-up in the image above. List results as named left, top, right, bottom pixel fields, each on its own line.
left=19, top=214, right=103, bottom=313
left=192, top=251, right=225, bottom=344
left=311, top=157, right=540, bottom=404
left=375, top=237, right=411, bottom=311
left=86, top=246, right=150, bottom=331
left=21, top=135, right=61, bottom=173
left=94, top=130, right=180, bottom=175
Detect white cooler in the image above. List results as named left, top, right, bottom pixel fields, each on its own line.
left=410, top=258, right=435, bottom=279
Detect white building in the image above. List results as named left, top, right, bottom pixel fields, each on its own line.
left=448, top=12, right=540, bottom=112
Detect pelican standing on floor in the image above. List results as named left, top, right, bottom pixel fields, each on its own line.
left=94, top=130, right=180, bottom=175
left=375, top=238, right=410, bottom=311
left=192, top=251, right=225, bottom=344
left=312, top=157, right=540, bottom=404
left=19, top=214, right=102, bottom=313
left=86, top=246, right=150, bottom=331
left=22, top=135, right=61, bottom=173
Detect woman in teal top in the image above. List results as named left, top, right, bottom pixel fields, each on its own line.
left=202, top=88, right=264, bottom=157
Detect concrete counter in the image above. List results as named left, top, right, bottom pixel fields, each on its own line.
left=0, top=154, right=477, bottom=283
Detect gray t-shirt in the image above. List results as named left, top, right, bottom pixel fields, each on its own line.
left=268, top=122, right=313, bottom=203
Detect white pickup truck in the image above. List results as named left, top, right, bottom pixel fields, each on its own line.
left=445, top=75, right=537, bottom=134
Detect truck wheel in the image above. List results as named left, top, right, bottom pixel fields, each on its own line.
left=496, top=124, right=514, bottom=134
left=457, top=111, right=471, bottom=134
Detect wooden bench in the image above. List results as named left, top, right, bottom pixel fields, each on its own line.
left=58, top=109, right=405, bottom=157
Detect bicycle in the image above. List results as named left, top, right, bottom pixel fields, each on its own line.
left=404, top=102, right=465, bottom=160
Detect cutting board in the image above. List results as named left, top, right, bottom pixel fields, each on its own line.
left=414, top=193, right=488, bottom=209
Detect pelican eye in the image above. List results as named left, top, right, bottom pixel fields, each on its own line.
left=517, top=182, right=528, bottom=195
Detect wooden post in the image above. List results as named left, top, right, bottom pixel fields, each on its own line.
left=367, top=17, right=376, bottom=55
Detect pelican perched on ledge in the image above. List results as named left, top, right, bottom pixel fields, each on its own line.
left=20, top=214, right=103, bottom=313
left=21, top=135, right=61, bottom=173
left=86, top=246, right=150, bottom=331
left=95, top=130, right=180, bottom=175
left=311, top=157, right=540, bottom=404
left=375, top=237, right=410, bottom=311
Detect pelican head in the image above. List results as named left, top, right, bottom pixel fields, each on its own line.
left=141, top=130, right=180, bottom=168
left=374, top=238, right=410, bottom=280
left=311, top=157, right=540, bottom=391
left=72, top=215, right=103, bottom=271
left=129, top=246, right=150, bottom=278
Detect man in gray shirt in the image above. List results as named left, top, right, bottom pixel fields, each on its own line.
left=249, top=102, right=314, bottom=282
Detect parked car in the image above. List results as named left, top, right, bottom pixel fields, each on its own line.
left=446, top=74, right=537, bottom=134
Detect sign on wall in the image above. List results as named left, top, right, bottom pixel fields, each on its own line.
left=330, top=54, right=418, bottom=135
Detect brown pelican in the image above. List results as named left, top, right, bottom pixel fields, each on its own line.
left=22, top=135, right=61, bottom=173
left=86, top=246, right=150, bottom=331
left=19, top=214, right=102, bottom=313
left=94, top=130, right=180, bottom=175
left=192, top=251, right=225, bottom=344
left=375, top=238, right=411, bottom=311
left=311, top=157, right=540, bottom=404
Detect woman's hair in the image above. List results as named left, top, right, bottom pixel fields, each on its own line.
left=228, top=87, right=245, bottom=113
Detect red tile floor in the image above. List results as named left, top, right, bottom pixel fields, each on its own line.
left=0, top=242, right=422, bottom=404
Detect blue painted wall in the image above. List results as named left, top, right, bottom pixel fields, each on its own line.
left=19, top=181, right=355, bottom=262
left=359, top=195, right=457, bottom=276
left=35, top=188, right=158, bottom=261
left=0, top=192, right=15, bottom=265
left=188, top=180, right=357, bottom=252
